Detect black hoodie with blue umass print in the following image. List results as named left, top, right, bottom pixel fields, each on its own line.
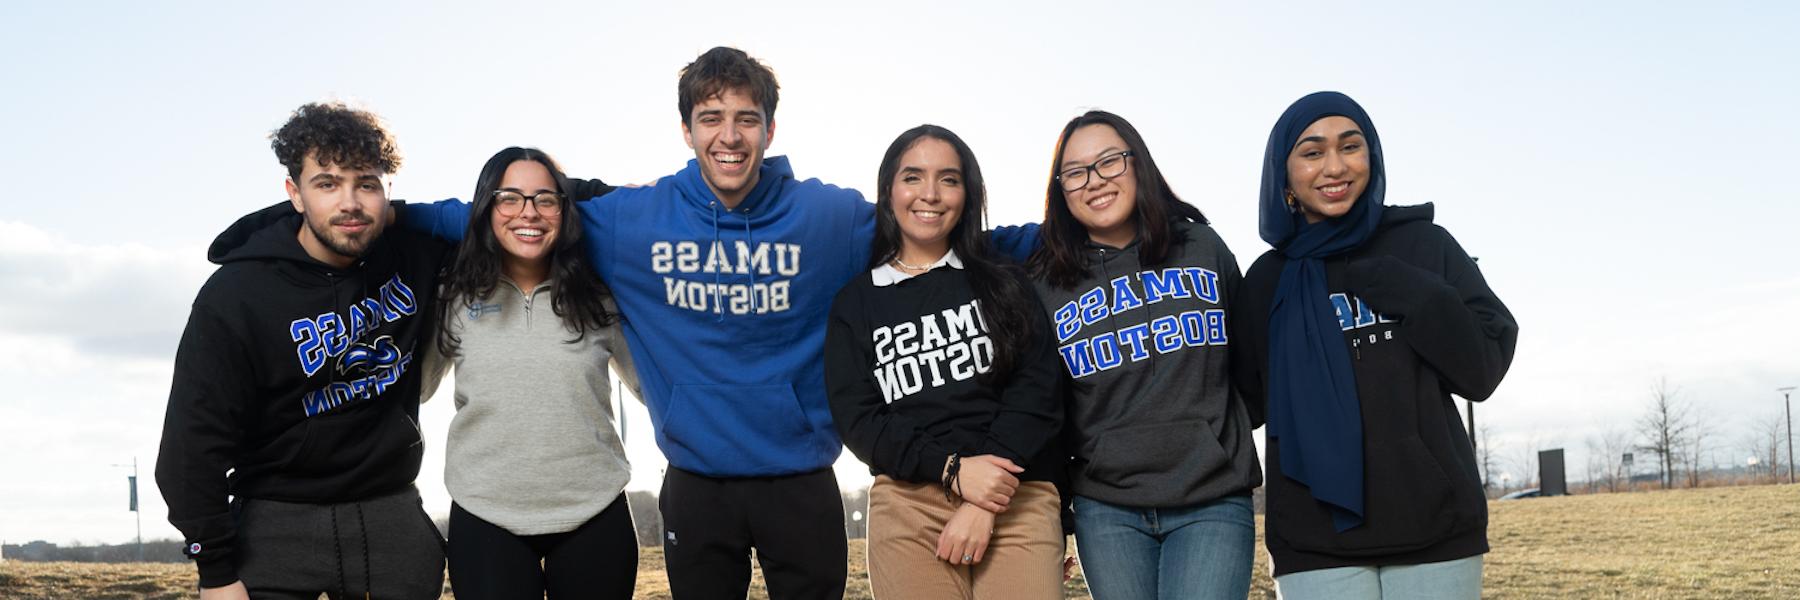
left=155, top=203, right=448, bottom=587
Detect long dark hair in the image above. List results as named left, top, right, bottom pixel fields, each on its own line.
left=869, top=125, right=1036, bottom=381
left=1029, top=110, right=1207, bottom=290
left=437, top=147, right=618, bottom=356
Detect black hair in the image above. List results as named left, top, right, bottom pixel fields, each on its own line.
left=870, top=125, right=1036, bottom=382
left=1029, top=110, right=1207, bottom=290
left=678, top=46, right=780, bottom=124
left=437, top=147, right=618, bottom=356
left=270, top=101, right=401, bottom=181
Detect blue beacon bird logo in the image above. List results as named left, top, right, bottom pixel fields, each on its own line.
left=335, top=335, right=402, bottom=376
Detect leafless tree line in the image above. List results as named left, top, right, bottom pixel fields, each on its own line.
left=1480, top=377, right=1792, bottom=496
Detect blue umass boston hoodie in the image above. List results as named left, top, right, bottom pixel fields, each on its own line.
left=414, top=156, right=875, bottom=477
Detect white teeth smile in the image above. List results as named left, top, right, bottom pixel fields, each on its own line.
left=513, top=228, right=545, bottom=239
left=1321, top=183, right=1348, bottom=194
left=716, top=154, right=746, bottom=164
left=913, top=210, right=943, bottom=219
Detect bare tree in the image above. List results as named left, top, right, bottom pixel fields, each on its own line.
left=1682, top=412, right=1713, bottom=488
left=1595, top=427, right=1632, bottom=493
left=1477, top=424, right=1499, bottom=491
left=1510, top=433, right=1544, bottom=489
left=1636, top=378, right=1691, bottom=490
left=1745, top=411, right=1787, bottom=483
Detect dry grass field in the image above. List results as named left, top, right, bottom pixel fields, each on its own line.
left=3, top=484, right=1794, bottom=599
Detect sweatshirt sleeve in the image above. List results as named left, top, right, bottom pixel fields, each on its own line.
left=824, top=285, right=958, bottom=483
left=395, top=199, right=472, bottom=242
left=154, top=303, right=251, bottom=588
left=418, top=333, right=451, bottom=405
left=1348, top=227, right=1519, bottom=401
left=605, top=321, right=644, bottom=401
left=1231, top=255, right=1275, bottom=429
left=567, top=177, right=615, bottom=202
left=976, top=282, right=1065, bottom=465
left=1221, top=245, right=1266, bottom=429
left=986, top=223, right=1042, bottom=264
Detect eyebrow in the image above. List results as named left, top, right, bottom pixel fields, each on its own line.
left=1061, top=146, right=1124, bottom=168
left=1297, top=130, right=1366, bottom=146
left=307, top=173, right=342, bottom=184
left=899, top=166, right=963, bottom=177
left=500, top=186, right=558, bottom=195
left=695, top=108, right=764, bottom=121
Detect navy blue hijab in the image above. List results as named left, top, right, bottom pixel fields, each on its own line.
left=1258, top=91, right=1386, bottom=532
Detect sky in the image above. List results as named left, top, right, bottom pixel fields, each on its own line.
left=2, top=1, right=1797, bottom=547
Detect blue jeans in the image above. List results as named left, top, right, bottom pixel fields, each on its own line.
left=1071, top=494, right=1254, bottom=600
left=1274, top=555, right=1484, bottom=600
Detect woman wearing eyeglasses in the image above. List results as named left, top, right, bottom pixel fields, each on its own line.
left=1027, top=111, right=1261, bottom=600
left=421, top=146, right=639, bottom=599
left=1233, top=92, right=1516, bottom=599
left=825, top=125, right=1066, bottom=599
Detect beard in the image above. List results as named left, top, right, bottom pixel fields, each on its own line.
left=304, top=210, right=383, bottom=261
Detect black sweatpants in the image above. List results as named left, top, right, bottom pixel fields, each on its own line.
left=446, top=495, right=638, bottom=600
left=233, top=485, right=446, bottom=600
left=660, top=467, right=848, bottom=599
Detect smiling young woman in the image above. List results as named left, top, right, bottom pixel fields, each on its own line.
left=1234, top=92, right=1519, bottom=600
left=1028, top=110, right=1262, bottom=600
left=423, top=147, right=639, bottom=600
left=825, top=125, right=1066, bottom=600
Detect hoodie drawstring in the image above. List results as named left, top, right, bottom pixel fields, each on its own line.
left=711, top=202, right=724, bottom=324
left=744, top=213, right=759, bottom=314
left=709, top=201, right=762, bottom=321
left=329, top=502, right=374, bottom=600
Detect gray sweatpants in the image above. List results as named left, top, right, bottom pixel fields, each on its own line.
left=234, top=485, right=446, bottom=600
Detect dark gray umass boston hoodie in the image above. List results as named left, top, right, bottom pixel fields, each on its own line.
left=1036, top=220, right=1262, bottom=508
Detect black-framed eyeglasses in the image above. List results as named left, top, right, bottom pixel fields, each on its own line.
left=1055, top=150, right=1134, bottom=192
left=493, top=190, right=564, bottom=217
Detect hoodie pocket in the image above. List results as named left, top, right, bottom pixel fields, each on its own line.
left=1274, top=435, right=1458, bottom=556
left=1085, top=420, right=1228, bottom=489
left=661, top=383, right=819, bottom=474
left=284, top=406, right=420, bottom=479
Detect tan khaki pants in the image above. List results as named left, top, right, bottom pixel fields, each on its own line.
left=866, top=475, right=1064, bottom=600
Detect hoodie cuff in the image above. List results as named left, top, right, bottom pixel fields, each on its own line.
left=195, top=554, right=239, bottom=589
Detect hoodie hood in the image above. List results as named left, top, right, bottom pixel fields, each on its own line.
left=208, top=202, right=325, bottom=265
left=671, top=155, right=795, bottom=220
left=207, top=201, right=399, bottom=275
left=1376, top=202, right=1434, bottom=231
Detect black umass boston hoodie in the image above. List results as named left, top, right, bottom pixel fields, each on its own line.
left=155, top=203, right=447, bottom=587
left=1235, top=204, right=1518, bottom=576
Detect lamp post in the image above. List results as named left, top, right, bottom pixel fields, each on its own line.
left=1780, top=387, right=1796, bottom=485
left=109, top=457, right=143, bottom=561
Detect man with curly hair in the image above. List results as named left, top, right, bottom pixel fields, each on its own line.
left=157, top=102, right=450, bottom=600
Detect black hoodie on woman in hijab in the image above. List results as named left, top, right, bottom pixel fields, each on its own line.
left=1235, top=203, right=1518, bottom=576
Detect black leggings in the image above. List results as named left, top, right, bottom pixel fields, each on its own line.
left=447, top=496, right=638, bottom=600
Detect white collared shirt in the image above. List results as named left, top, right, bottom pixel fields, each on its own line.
left=871, top=250, right=963, bottom=287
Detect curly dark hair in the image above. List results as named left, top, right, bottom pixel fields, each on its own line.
left=678, top=46, right=779, bottom=124
left=436, top=147, right=619, bottom=357
left=270, top=102, right=402, bottom=181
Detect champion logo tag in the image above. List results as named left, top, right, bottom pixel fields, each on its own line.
left=188, top=542, right=203, bottom=555
left=665, top=531, right=678, bottom=546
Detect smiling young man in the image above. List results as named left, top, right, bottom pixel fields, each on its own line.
left=157, top=102, right=449, bottom=600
